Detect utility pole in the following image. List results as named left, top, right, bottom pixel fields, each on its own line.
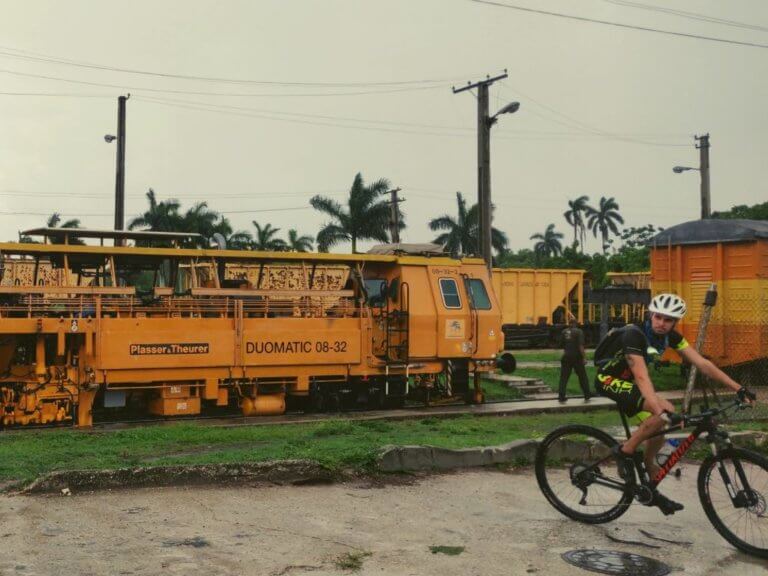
left=453, top=71, right=508, bottom=270
left=383, top=187, right=404, bottom=244
left=114, top=94, right=129, bottom=245
left=696, top=133, right=711, bottom=219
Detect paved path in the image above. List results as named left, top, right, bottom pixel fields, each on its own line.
left=3, top=467, right=764, bottom=575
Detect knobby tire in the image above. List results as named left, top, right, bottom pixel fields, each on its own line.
left=698, top=447, right=768, bottom=559
left=535, top=424, right=633, bottom=524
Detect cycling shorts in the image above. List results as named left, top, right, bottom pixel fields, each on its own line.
left=595, top=372, right=650, bottom=422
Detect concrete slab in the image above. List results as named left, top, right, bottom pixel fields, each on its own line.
left=3, top=468, right=763, bottom=575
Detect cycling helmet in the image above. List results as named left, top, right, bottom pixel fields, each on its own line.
left=648, top=293, right=687, bottom=319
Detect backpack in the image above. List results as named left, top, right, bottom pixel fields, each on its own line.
left=593, top=324, right=645, bottom=368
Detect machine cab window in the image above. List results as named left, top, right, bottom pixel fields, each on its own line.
left=465, top=278, right=491, bottom=310
left=364, top=278, right=387, bottom=307
left=439, top=278, right=462, bottom=309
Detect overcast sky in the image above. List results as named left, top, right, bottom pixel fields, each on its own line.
left=0, top=0, right=766, bottom=253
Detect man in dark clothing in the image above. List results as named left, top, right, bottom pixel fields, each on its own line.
left=558, top=319, right=590, bottom=402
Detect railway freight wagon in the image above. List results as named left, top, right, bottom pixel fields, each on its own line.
left=491, top=268, right=584, bottom=348
left=650, top=219, right=768, bottom=384
left=0, top=229, right=511, bottom=427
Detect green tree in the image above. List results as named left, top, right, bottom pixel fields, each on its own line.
left=224, top=231, right=253, bottom=250
left=180, top=202, right=232, bottom=247
left=251, top=222, right=288, bottom=251
left=530, top=224, right=564, bottom=259
left=712, top=201, right=768, bottom=220
left=310, top=173, right=396, bottom=253
left=563, top=195, right=590, bottom=252
left=45, top=212, right=84, bottom=245
left=429, top=191, right=508, bottom=257
left=286, top=229, right=314, bottom=252
left=619, top=224, right=663, bottom=249
left=128, top=189, right=182, bottom=233
left=585, top=196, right=624, bottom=254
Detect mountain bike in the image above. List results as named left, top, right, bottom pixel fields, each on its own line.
left=535, top=400, right=768, bottom=558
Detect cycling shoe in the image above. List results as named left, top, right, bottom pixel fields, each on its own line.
left=650, top=491, right=684, bottom=516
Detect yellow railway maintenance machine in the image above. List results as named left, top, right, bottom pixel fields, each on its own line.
left=0, top=229, right=512, bottom=427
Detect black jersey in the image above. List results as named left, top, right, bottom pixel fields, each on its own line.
left=560, top=326, right=585, bottom=358
left=596, top=322, right=689, bottom=381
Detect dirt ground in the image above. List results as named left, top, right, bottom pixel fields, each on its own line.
left=0, top=465, right=765, bottom=576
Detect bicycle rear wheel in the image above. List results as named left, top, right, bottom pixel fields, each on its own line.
left=698, top=448, right=768, bottom=558
left=535, top=424, right=634, bottom=524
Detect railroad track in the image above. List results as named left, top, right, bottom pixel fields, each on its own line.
left=3, top=395, right=585, bottom=434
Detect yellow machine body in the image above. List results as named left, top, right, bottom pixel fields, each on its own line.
left=0, top=231, right=504, bottom=427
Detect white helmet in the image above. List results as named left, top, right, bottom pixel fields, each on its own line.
left=648, top=293, right=687, bottom=319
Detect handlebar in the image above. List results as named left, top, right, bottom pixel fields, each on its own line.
left=664, top=399, right=751, bottom=429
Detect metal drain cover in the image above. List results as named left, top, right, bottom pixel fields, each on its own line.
left=562, top=549, right=670, bottom=576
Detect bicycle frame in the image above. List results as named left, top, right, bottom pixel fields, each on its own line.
left=647, top=427, right=703, bottom=487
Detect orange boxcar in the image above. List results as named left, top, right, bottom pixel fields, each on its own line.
left=650, top=219, right=768, bottom=374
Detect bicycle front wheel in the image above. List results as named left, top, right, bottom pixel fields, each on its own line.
left=535, top=424, right=633, bottom=524
left=698, top=447, right=768, bottom=559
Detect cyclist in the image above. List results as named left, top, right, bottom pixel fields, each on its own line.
left=594, top=292, right=756, bottom=514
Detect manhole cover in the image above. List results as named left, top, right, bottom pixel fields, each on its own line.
left=562, top=549, right=670, bottom=576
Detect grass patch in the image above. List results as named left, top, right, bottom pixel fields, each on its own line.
left=429, top=545, right=465, bottom=556
left=0, top=411, right=628, bottom=484
left=334, top=551, right=372, bottom=571
left=481, top=378, right=526, bottom=401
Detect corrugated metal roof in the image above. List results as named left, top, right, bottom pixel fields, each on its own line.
left=649, top=219, right=768, bottom=246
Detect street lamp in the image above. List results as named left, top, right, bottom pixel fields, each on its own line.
left=489, top=101, right=520, bottom=126
left=104, top=134, right=117, bottom=143
left=452, top=72, right=516, bottom=270
left=478, top=100, right=520, bottom=270
left=673, top=134, right=711, bottom=219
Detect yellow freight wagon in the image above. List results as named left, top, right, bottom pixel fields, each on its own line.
left=491, top=268, right=584, bottom=347
left=585, top=272, right=650, bottom=326
left=650, top=219, right=768, bottom=378
left=0, top=230, right=512, bottom=428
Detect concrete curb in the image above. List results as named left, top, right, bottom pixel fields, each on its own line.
left=21, top=459, right=336, bottom=494
left=376, top=431, right=767, bottom=473
left=377, top=439, right=539, bottom=472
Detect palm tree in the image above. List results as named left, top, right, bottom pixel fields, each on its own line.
left=180, top=202, right=231, bottom=247
left=310, top=173, right=396, bottom=253
left=585, top=196, right=624, bottom=254
left=128, top=189, right=182, bottom=233
left=286, top=229, right=314, bottom=252
left=45, top=213, right=84, bottom=244
left=224, top=231, right=253, bottom=250
left=429, top=191, right=508, bottom=257
left=251, top=222, right=287, bottom=251
left=530, top=224, right=564, bottom=257
left=563, top=195, right=590, bottom=252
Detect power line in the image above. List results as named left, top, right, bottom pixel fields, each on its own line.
left=468, top=0, right=768, bottom=49
left=0, top=67, right=449, bottom=98
left=0, top=44, right=473, bottom=87
left=0, top=206, right=312, bottom=217
left=0, top=92, right=111, bottom=97
left=499, top=80, right=690, bottom=147
left=0, top=189, right=344, bottom=200
left=602, top=0, right=768, bottom=34
left=135, top=94, right=690, bottom=147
